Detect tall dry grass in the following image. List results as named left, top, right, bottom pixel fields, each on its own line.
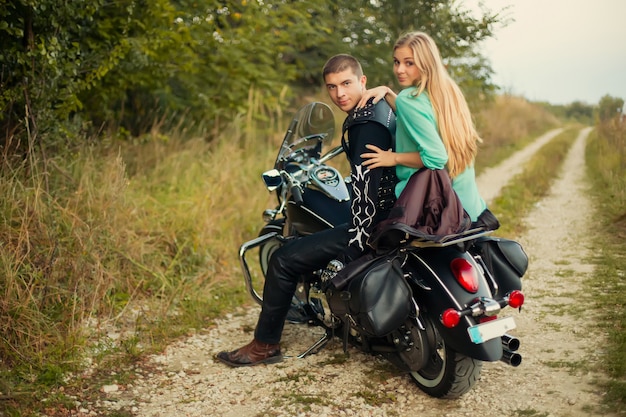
left=0, top=91, right=289, bottom=390
left=0, top=148, right=132, bottom=370
left=474, top=95, right=561, bottom=172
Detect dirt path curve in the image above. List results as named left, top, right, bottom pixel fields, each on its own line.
left=113, top=126, right=612, bottom=417
left=476, top=127, right=564, bottom=204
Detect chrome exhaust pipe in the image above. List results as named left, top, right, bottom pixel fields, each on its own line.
left=501, top=348, right=522, bottom=367
left=502, top=333, right=520, bottom=351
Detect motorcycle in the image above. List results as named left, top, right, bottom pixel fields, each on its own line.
left=239, top=102, right=527, bottom=399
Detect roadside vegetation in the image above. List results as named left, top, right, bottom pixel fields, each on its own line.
left=475, top=94, right=562, bottom=173
left=586, top=114, right=626, bottom=415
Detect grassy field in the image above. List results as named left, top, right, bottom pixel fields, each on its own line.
left=2, top=93, right=625, bottom=416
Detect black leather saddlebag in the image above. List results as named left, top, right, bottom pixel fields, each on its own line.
left=328, top=254, right=413, bottom=337
left=472, top=236, right=528, bottom=297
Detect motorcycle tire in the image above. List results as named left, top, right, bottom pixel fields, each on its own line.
left=256, top=219, right=311, bottom=323
left=258, top=220, right=284, bottom=278
left=409, top=316, right=482, bottom=399
left=245, top=220, right=285, bottom=306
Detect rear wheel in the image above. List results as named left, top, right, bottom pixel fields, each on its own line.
left=409, top=317, right=482, bottom=398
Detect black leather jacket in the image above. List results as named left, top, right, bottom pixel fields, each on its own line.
left=338, top=99, right=398, bottom=263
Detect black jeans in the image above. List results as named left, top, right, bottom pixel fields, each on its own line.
left=254, top=224, right=349, bottom=344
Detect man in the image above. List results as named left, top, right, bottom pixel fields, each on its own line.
left=216, top=54, right=397, bottom=367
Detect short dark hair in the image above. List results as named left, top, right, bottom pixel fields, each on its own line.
left=322, top=54, right=363, bottom=79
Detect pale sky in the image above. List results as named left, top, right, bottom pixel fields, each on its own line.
left=464, top=0, right=626, bottom=105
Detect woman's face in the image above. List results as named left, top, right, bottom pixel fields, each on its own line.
left=393, top=46, right=420, bottom=87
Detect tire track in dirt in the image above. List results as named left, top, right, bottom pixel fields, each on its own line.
left=109, top=127, right=613, bottom=417
left=460, top=126, right=613, bottom=417
left=484, top=126, right=612, bottom=416
left=477, top=127, right=563, bottom=204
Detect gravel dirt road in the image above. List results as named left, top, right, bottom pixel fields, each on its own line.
left=104, top=126, right=614, bottom=417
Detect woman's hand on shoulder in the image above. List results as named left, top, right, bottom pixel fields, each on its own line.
left=357, top=86, right=395, bottom=110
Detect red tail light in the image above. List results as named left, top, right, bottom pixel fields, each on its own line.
left=450, top=258, right=479, bottom=293
left=441, top=308, right=461, bottom=328
left=508, top=290, right=525, bottom=308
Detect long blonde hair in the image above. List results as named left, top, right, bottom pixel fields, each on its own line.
left=394, top=31, right=481, bottom=178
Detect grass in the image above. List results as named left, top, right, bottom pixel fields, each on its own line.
left=585, top=119, right=626, bottom=415
left=0, top=91, right=620, bottom=416
left=0, top=122, right=279, bottom=415
left=514, top=410, right=549, bottom=417
left=355, top=386, right=396, bottom=406
left=542, top=359, right=590, bottom=375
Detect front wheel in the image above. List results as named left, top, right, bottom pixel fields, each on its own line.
left=256, top=220, right=310, bottom=323
left=409, top=318, right=482, bottom=398
left=258, top=220, right=284, bottom=278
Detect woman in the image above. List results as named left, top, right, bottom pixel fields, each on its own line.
left=358, top=31, right=495, bottom=226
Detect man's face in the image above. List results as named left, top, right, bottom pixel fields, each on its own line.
left=324, top=69, right=367, bottom=113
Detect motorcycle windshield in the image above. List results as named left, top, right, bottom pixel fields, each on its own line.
left=275, top=102, right=336, bottom=169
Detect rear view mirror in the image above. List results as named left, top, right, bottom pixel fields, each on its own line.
left=262, top=169, right=282, bottom=191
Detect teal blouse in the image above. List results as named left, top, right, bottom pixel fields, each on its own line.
left=394, top=88, right=487, bottom=221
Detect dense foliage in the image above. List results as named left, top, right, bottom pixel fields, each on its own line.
left=1, top=0, right=502, bottom=149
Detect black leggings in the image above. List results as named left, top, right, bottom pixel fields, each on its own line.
left=254, top=224, right=349, bottom=344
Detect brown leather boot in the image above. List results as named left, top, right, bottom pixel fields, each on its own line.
left=215, top=339, right=282, bottom=367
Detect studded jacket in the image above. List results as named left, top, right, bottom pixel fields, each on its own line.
left=338, top=98, right=398, bottom=263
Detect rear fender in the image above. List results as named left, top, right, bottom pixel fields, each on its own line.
left=407, top=246, right=503, bottom=362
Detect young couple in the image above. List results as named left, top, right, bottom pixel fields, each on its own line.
left=216, top=31, right=495, bottom=367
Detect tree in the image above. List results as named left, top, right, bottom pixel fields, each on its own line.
left=1, top=0, right=202, bottom=144
left=563, top=101, right=594, bottom=124
left=1, top=0, right=344, bottom=145
left=291, top=0, right=505, bottom=107
left=1, top=0, right=506, bottom=151
left=597, top=95, right=624, bottom=123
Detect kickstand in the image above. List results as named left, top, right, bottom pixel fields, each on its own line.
left=297, top=328, right=332, bottom=358
left=342, top=319, right=350, bottom=353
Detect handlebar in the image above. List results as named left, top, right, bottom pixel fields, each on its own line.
left=319, top=145, right=344, bottom=164
left=274, top=143, right=344, bottom=207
